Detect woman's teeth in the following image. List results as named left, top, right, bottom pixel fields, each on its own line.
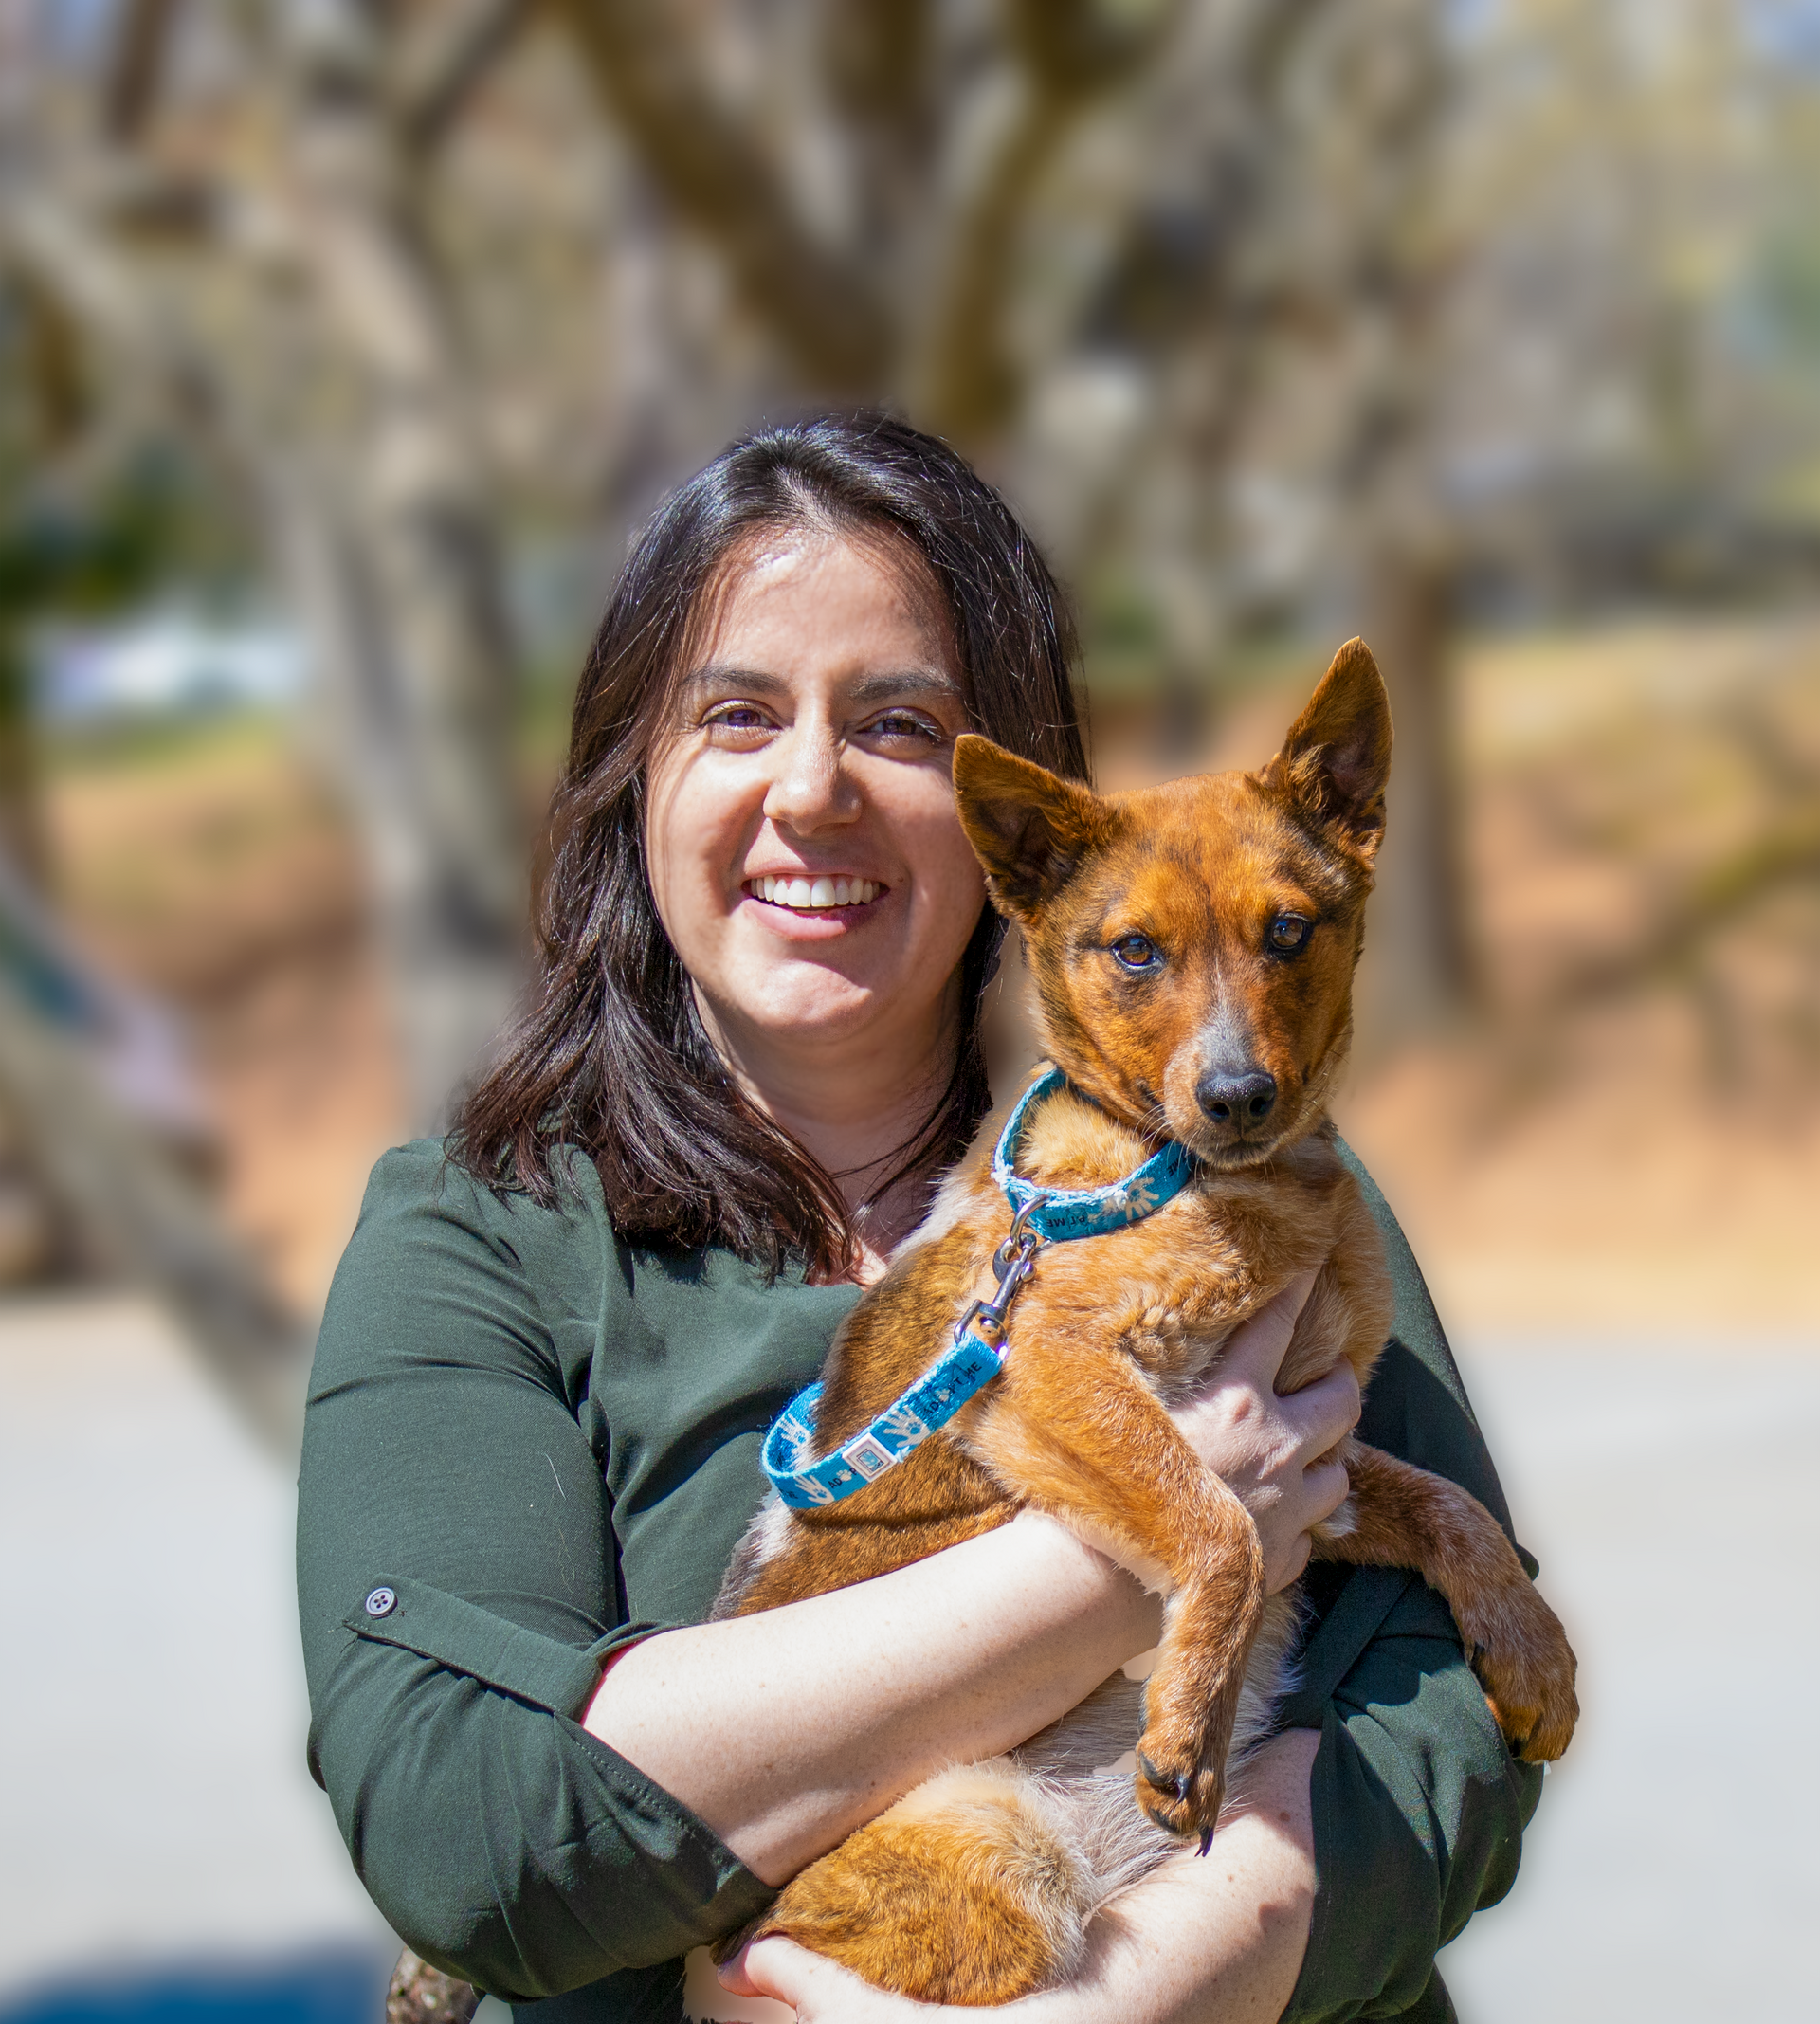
left=751, top=875, right=880, bottom=910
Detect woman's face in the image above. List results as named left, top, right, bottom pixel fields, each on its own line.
left=644, top=526, right=987, bottom=1068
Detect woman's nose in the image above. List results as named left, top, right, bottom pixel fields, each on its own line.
left=763, top=725, right=860, bottom=832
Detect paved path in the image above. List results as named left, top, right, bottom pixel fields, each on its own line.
left=1437, top=1341, right=1820, bottom=2021
left=0, top=1297, right=391, bottom=2005
left=2, top=1300, right=1815, bottom=2019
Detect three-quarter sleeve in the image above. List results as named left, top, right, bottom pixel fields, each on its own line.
left=295, top=1145, right=774, bottom=2004
left=1279, top=1565, right=1541, bottom=2022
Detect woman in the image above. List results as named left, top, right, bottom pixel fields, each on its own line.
left=298, top=415, right=1540, bottom=2024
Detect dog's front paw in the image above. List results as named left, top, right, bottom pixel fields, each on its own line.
left=1134, top=1736, right=1226, bottom=1853
left=1469, top=1587, right=1579, bottom=1763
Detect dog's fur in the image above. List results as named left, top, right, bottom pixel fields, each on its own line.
left=712, top=641, right=1578, bottom=2006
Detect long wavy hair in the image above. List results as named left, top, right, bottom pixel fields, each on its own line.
left=449, top=413, right=1090, bottom=1278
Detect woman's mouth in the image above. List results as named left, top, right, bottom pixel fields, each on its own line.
left=744, top=875, right=884, bottom=912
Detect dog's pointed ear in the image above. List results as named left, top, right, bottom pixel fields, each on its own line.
left=1260, top=638, right=1392, bottom=861
left=954, top=735, right=1108, bottom=919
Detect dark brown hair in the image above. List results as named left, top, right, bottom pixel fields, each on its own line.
left=450, top=412, right=1089, bottom=1276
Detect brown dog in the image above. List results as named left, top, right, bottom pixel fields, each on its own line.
left=713, top=640, right=1577, bottom=2004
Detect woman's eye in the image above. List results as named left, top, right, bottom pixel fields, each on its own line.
left=1111, top=933, right=1160, bottom=971
left=868, top=710, right=942, bottom=745
left=702, top=702, right=774, bottom=736
left=1267, top=914, right=1312, bottom=953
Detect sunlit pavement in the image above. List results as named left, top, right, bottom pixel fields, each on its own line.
left=3, top=1301, right=1815, bottom=2024
left=1438, top=1341, right=1820, bottom=2021
left=0, top=1297, right=392, bottom=2019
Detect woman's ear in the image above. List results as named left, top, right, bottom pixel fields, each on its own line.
left=1258, top=638, right=1393, bottom=862
left=953, top=736, right=1108, bottom=920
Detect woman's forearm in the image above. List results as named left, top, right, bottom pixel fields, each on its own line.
left=583, top=1509, right=1161, bottom=1882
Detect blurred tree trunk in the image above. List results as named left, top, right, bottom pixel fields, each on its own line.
left=1331, top=0, right=1474, bottom=1046
left=0, top=647, right=49, bottom=890
left=275, top=0, right=526, bottom=1125
left=0, top=971, right=306, bottom=1448
left=1363, top=551, right=1475, bottom=1030
left=0, top=270, right=92, bottom=892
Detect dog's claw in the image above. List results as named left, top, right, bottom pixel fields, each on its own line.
left=1135, top=1737, right=1225, bottom=1850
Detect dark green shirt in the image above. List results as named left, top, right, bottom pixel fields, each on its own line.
left=298, top=1140, right=1540, bottom=2024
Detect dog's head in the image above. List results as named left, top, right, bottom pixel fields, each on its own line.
left=955, top=638, right=1392, bottom=1168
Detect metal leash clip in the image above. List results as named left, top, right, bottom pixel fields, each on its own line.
left=955, top=1192, right=1049, bottom=1350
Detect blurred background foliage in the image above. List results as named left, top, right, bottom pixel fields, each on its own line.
left=2, top=9, right=1819, bottom=2020
left=0, top=0, right=1815, bottom=1367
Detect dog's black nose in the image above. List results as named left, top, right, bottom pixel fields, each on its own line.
left=1197, top=1070, right=1277, bottom=1126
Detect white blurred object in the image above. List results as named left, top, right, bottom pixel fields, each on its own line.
left=34, top=608, right=305, bottom=723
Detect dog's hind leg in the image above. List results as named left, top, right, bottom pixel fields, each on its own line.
left=1315, top=1439, right=1579, bottom=1761
left=727, top=1761, right=1096, bottom=2005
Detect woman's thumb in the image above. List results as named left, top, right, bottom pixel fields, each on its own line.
left=1225, top=1271, right=1317, bottom=1381
left=717, top=1934, right=810, bottom=2012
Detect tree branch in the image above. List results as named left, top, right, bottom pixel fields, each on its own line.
left=1545, top=805, right=1820, bottom=1012
left=400, top=0, right=534, bottom=156
left=819, top=0, right=934, bottom=260
left=101, top=0, right=182, bottom=141
left=821, top=0, right=930, bottom=130
left=912, top=0, right=1183, bottom=446
left=547, top=0, right=891, bottom=391
left=1004, top=0, right=1181, bottom=98
left=0, top=191, right=237, bottom=453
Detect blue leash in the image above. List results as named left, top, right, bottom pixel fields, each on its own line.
left=761, top=1068, right=1198, bottom=1510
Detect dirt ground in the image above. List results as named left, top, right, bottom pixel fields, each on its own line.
left=46, top=720, right=406, bottom=1311
left=42, top=611, right=1820, bottom=1333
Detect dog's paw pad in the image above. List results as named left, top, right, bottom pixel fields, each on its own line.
left=1136, top=1753, right=1191, bottom=1802
left=1133, top=1742, right=1224, bottom=1844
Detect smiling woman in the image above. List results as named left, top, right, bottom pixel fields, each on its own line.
left=452, top=420, right=1086, bottom=1276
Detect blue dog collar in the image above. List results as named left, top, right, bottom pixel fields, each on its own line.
left=761, top=1068, right=1197, bottom=1510
left=990, top=1067, right=1198, bottom=1241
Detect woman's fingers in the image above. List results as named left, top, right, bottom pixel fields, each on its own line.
left=1218, top=1271, right=1318, bottom=1390
left=1162, top=1276, right=1361, bottom=1595
left=1303, top=1453, right=1353, bottom=1531
left=723, top=1934, right=940, bottom=2018
left=1280, top=1358, right=1362, bottom=1463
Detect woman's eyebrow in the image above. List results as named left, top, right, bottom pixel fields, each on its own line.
left=681, top=666, right=965, bottom=706
left=847, top=669, right=966, bottom=706
left=680, top=665, right=789, bottom=701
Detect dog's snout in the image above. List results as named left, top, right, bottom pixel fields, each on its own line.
left=1196, top=1069, right=1278, bottom=1127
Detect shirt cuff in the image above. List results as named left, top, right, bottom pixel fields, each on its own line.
left=342, top=1575, right=671, bottom=1720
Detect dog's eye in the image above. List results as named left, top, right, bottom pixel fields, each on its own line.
left=1111, top=933, right=1160, bottom=971
left=1267, top=914, right=1312, bottom=953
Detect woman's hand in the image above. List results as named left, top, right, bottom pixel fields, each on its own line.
left=718, top=1939, right=941, bottom=2021
left=1169, top=1273, right=1358, bottom=1593
left=717, top=1728, right=1321, bottom=2022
